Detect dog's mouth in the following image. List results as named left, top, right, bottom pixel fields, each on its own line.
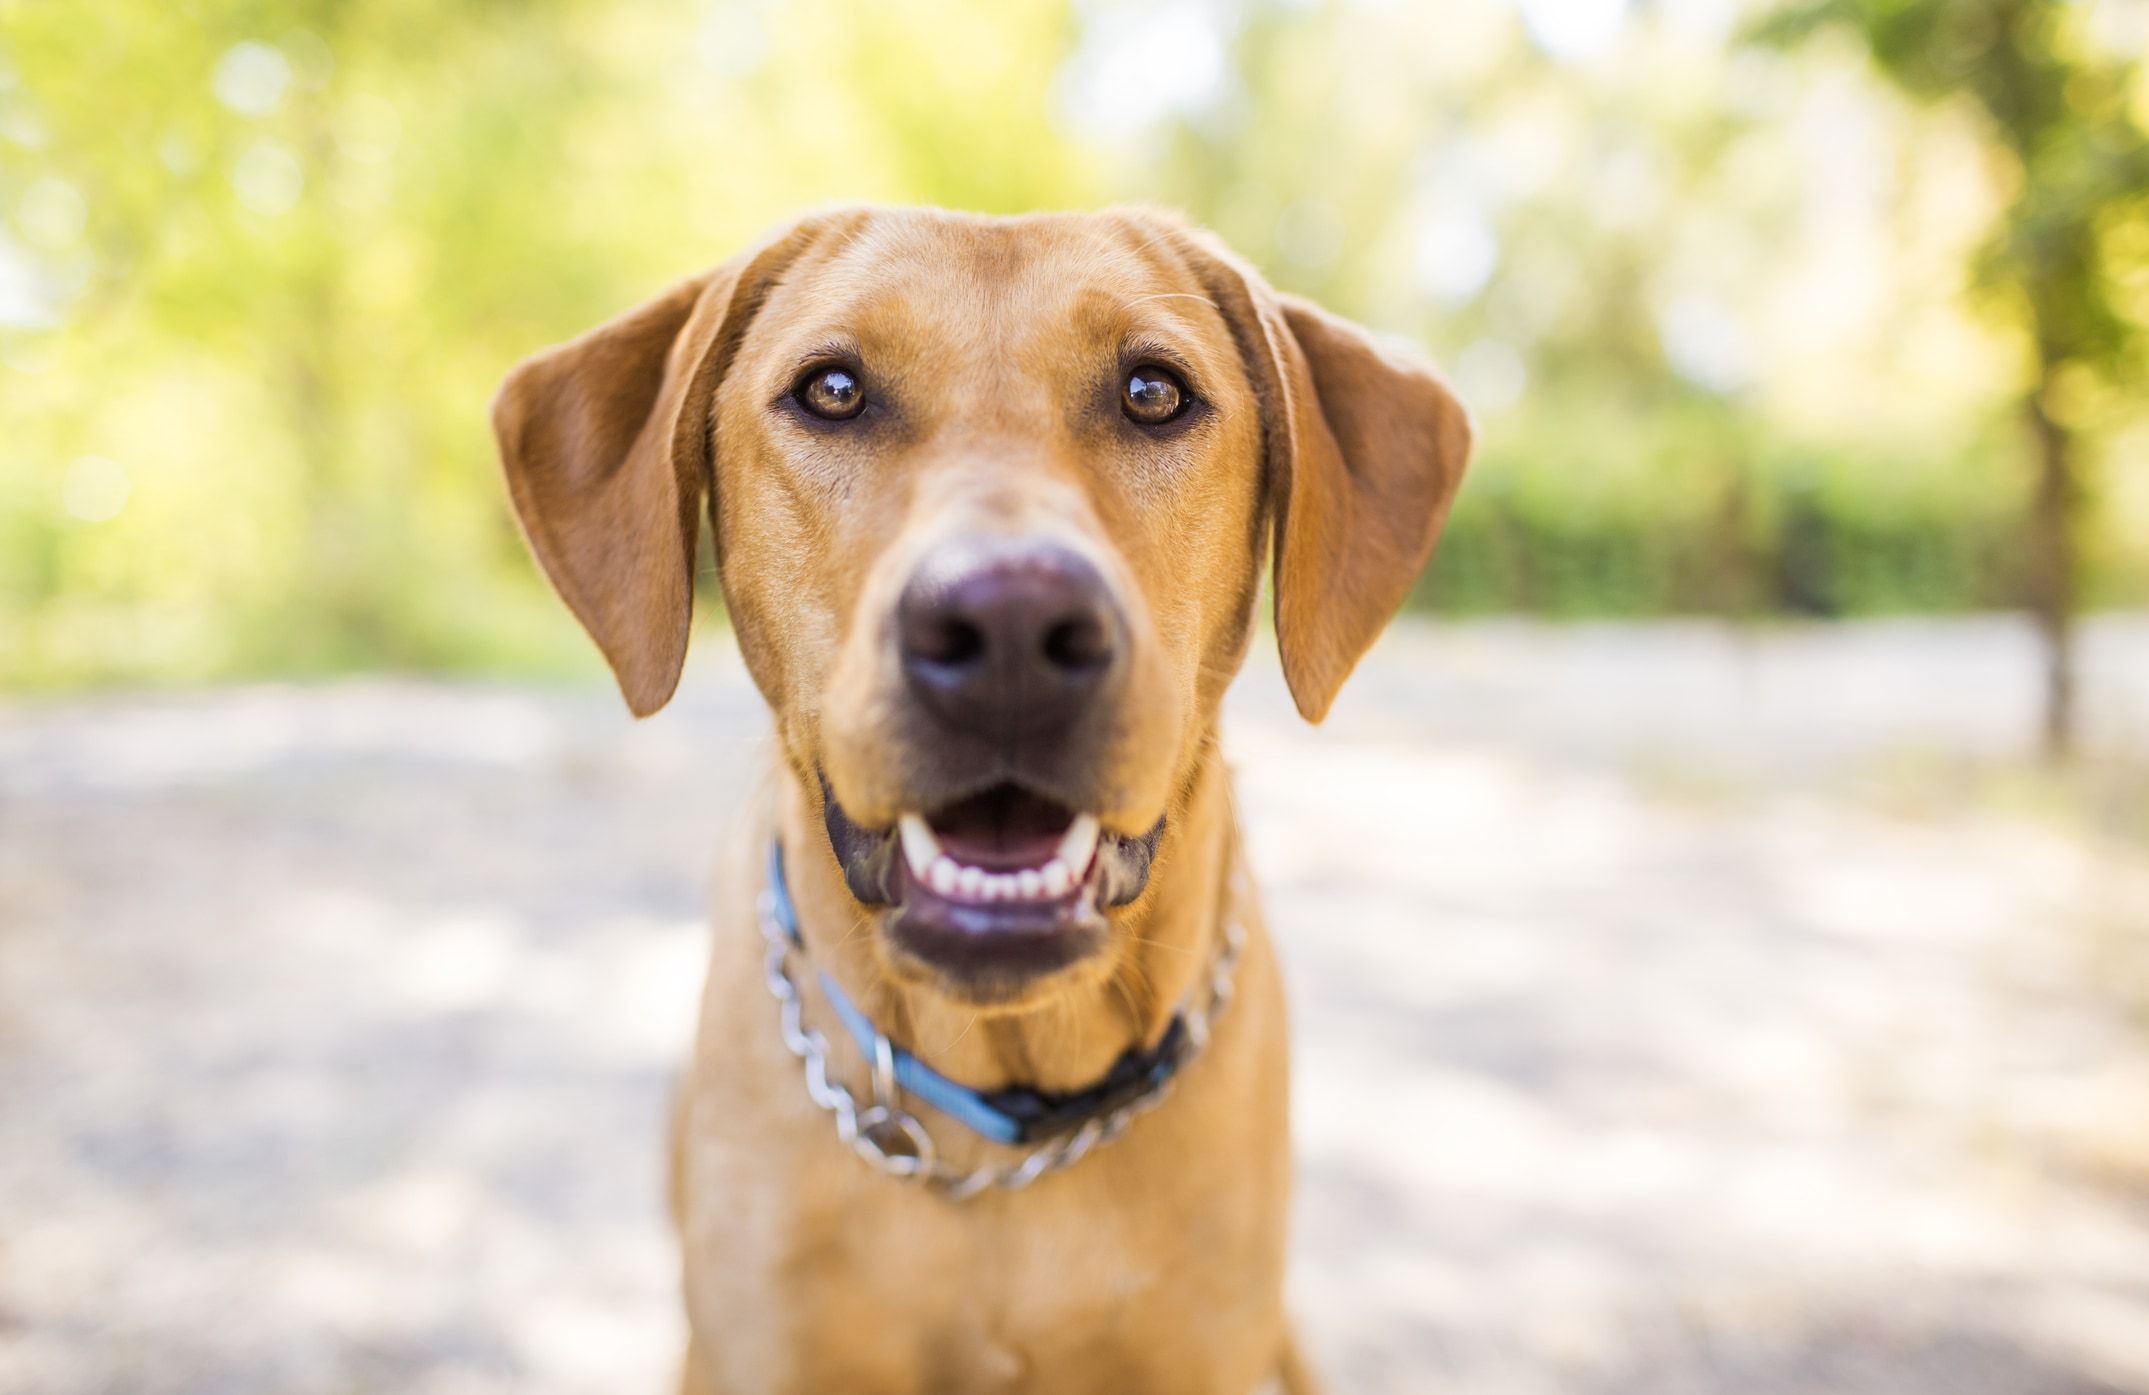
left=821, top=779, right=1160, bottom=993
left=897, top=787, right=1105, bottom=903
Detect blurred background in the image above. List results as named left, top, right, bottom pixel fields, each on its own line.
left=4, top=1, right=2149, bottom=1392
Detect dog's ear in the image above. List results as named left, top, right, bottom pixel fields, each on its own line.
left=490, top=216, right=843, bottom=716
left=1174, top=227, right=1474, bottom=722
left=1261, top=293, right=1475, bottom=721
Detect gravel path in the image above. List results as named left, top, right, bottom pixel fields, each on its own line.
left=4, top=617, right=2148, bottom=1394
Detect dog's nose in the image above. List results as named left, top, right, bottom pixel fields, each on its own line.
left=898, top=541, right=1124, bottom=736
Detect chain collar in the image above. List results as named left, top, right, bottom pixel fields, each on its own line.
left=757, top=840, right=1246, bottom=1201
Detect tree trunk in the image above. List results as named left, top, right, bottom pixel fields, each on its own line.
left=2024, top=376, right=2078, bottom=759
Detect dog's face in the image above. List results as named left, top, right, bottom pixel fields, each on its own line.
left=494, top=207, right=1470, bottom=1007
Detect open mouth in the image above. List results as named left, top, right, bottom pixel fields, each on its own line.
left=821, top=779, right=1161, bottom=991
left=897, top=787, right=1101, bottom=905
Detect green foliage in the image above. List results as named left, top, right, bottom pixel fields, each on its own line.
left=1421, top=396, right=2032, bottom=618
left=0, top=0, right=1098, bottom=686
left=1759, top=0, right=2149, bottom=383
left=1, top=0, right=2143, bottom=689
left=1755, top=0, right=2149, bottom=747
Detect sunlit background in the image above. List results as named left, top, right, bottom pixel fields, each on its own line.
left=5, top=0, right=2146, bottom=687
left=5, top=2, right=2149, bottom=1393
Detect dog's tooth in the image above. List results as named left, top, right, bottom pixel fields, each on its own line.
left=929, top=857, right=960, bottom=897
left=897, top=814, right=941, bottom=879
left=1040, top=859, right=1072, bottom=897
left=956, top=865, right=986, bottom=900
left=1016, top=869, right=1044, bottom=901
left=1056, top=814, right=1100, bottom=873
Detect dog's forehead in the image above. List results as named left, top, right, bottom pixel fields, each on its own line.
left=759, top=210, right=1228, bottom=365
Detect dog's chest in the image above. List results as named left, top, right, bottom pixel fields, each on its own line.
left=680, top=1114, right=1281, bottom=1393
left=676, top=886, right=1291, bottom=1393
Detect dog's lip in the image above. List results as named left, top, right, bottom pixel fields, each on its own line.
left=885, top=872, right=1108, bottom=984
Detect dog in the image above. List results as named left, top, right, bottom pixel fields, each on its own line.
left=491, top=206, right=1472, bottom=1394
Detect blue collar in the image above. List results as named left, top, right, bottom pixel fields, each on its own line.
left=764, top=840, right=1197, bottom=1149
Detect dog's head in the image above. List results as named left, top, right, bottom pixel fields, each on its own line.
left=494, top=207, right=1470, bottom=1007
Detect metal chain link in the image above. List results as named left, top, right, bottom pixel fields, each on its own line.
left=758, top=886, right=1246, bottom=1201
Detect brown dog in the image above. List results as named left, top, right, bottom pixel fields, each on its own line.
left=492, top=206, right=1471, bottom=1394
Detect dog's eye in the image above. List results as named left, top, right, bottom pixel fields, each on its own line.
left=1122, top=366, right=1187, bottom=425
left=795, top=365, right=865, bottom=421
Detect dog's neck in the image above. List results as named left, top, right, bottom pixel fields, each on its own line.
left=773, top=755, right=1235, bottom=1098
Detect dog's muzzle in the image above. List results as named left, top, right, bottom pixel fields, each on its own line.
left=821, top=535, right=1162, bottom=995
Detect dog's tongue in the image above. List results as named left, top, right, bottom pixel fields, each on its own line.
left=929, top=785, right=1073, bottom=871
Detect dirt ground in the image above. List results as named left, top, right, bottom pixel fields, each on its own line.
left=5, top=616, right=2149, bottom=1395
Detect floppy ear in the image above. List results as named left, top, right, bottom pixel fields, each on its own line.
left=1175, top=229, right=1474, bottom=722
left=490, top=217, right=841, bottom=715
left=1262, top=293, right=1474, bottom=720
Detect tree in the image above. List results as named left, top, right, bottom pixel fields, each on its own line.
left=0, top=0, right=1095, bottom=684
left=1763, top=0, right=2149, bottom=756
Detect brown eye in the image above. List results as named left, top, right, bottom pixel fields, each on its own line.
left=796, top=364, right=864, bottom=420
left=1122, top=365, right=1187, bottom=425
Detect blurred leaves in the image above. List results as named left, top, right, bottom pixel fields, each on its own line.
left=1750, top=0, right=2149, bottom=747
left=1, top=0, right=2145, bottom=687
left=0, top=0, right=1098, bottom=684
left=1758, top=0, right=2149, bottom=382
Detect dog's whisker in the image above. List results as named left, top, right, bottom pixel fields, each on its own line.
left=1107, top=972, right=1146, bottom=1040
left=1124, top=291, right=1220, bottom=311
left=1123, top=934, right=1202, bottom=956
left=836, top=911, right=877, bottom=951
left=937, top=1010, right=982, bottom=1059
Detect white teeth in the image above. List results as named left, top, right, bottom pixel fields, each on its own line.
left=1056, top=814, right=1100, bottom=874
left=898, top=814, right=941, bottom=879
left=904, top=812, right=1102, bottom=904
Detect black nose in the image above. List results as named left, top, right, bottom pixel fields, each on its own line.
left=898, top=541, right=1124, bottom=737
